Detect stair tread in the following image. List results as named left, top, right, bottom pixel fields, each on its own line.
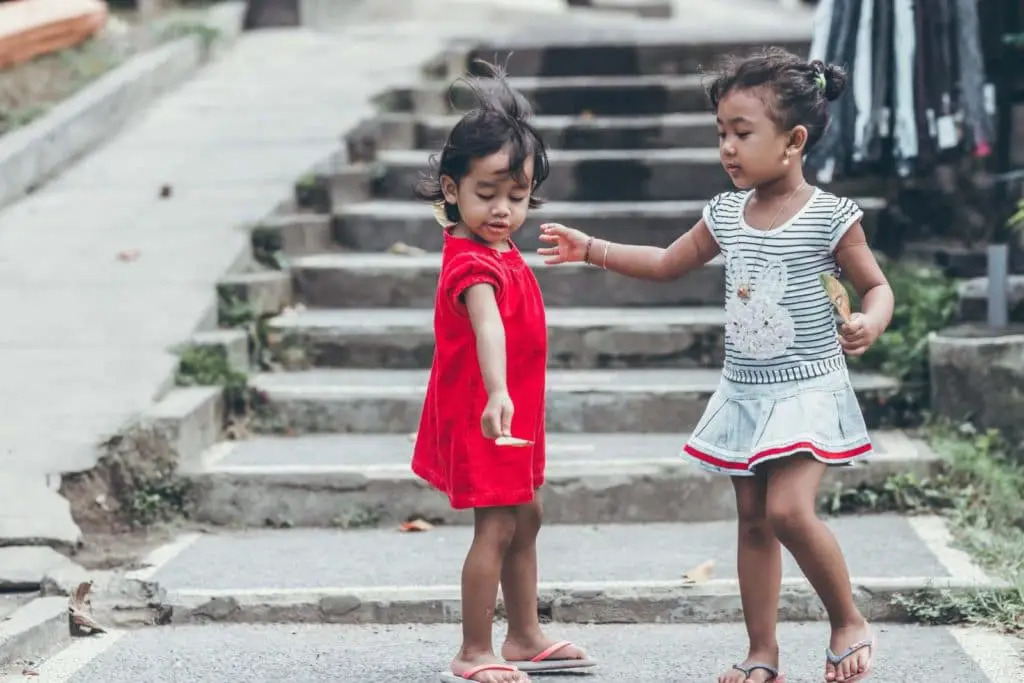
left=250, top=367, right=899, bottom=394
left=290, top=250, right=725, bottom=269
left=376, top=147, right=722, bottom=163
left=150, top=513, right=950, bottom=593
left=269, top=306, right=727, bottom=330
left=425, top=73, right=706, bottom=89
left=200, top=430, right=924, bottom=471
left=411, top=111, right=714, bottom=127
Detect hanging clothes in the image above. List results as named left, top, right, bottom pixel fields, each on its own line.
left=804, top=0, right=997, bottom=182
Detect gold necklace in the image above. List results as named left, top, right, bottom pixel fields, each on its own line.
left=736, top=181, right=807, bottom=301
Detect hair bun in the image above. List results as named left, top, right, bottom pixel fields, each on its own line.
left=809, top=59, right=848, bottom=102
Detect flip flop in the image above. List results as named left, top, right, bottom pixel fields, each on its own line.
left=505, top=640, right=598, bottom=673
left=439, top=663, right=526, bottom=682
left=732, top=662, right=785, bottom=682
left=824, top=631, right=876, bottom=682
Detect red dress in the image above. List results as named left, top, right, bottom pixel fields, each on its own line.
left=412, top=230, right=548, bottom=509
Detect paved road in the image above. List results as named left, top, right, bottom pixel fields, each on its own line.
left=17, top=622, right=1016, bottom=682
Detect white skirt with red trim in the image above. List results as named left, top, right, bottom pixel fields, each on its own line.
left=681, top=367, right=874, bottom=476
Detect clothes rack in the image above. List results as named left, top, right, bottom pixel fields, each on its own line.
left=805, top=0, right=1004, bottom=184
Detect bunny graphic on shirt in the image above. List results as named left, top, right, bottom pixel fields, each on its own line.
left=724, top=253, right=797, bottom=360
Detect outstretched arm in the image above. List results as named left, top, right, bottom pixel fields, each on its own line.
left=463, top=283, right=513, bottom=437
left=834, top=223, right=894, bottom=356
left=538, top=219, right=721, bottom=282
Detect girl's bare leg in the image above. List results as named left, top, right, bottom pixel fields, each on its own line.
left=500, top=496, right=588, bottom=662
left=719, top=474, right=783, bottom=683
left=764, top=456, right=872, bottom=682
left=454, top=506, right=528, bottom=683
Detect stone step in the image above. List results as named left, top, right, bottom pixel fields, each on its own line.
left=25, top=623, right=1013, bottom=682
left=186, top=431, right=940, bottom=528
left=330, top=198, right=886, bottom=253
left=377, top=75, right=710, bottom=117
left=246, top=368, right=899, bottom=434
left=290, top=252, right=725, bottom=308
left=459, top=37, right=811, bottom=78
left=363, top=111, right=719, bottom=152
left=145, top=514, right=994, bottom=626
left=365, top=148, right=882, bottom=203
left=266, top=307, right=726, bottom=370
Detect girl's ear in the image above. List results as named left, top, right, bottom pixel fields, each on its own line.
left=440, top=176, right=459, bottom=205
left=788, top=125, right=809, bottom=156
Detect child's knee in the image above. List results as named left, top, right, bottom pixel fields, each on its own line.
left=765, top=499, right=814, bottom=540
left=475, top=508, right=518, bottom=549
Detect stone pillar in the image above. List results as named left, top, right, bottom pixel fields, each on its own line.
left=929, top=324, right=1024, bottom=448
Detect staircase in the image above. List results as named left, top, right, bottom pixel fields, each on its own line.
left=129, top=32, right=1000, bottom=680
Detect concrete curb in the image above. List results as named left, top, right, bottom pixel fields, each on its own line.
left=161, top=576, right=1003, bottom=626
left=186, top=439, right=945, bottom=527
left=0, top=1, right=246, bottom=211
left=0, top=597, right=68, bottom=670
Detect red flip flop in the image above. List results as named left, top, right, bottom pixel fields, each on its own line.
left=505, top=640, right=598, bottom=673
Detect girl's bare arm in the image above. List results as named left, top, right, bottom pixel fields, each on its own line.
left=463, top=284, right=507, bottom=395
left=835, top=223, right=894, bottom=355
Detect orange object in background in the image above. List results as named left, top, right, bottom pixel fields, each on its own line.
left=0, top=0, right=108, bottom=69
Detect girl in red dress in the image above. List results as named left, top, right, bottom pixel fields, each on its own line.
left=411, top=61, right=595, bottom=683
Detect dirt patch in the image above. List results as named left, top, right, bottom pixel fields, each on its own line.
left=69, top=526, right=179, bottom=571
left=0, top=1, right=219, bottom=136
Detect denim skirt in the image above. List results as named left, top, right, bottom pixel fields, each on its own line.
left=681, top=367, right=875, bottom=476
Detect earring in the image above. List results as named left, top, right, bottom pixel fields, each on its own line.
left=783, top=152, right=790, bottom=166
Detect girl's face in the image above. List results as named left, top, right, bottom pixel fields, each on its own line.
left=716, top=88, right=802, bottom=189
left=442, top=146, right=533, bottom=247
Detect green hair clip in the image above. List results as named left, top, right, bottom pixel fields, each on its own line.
left=815, top=72, right=827, bottom=91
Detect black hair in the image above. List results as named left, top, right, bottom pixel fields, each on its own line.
left=414, top=59, right=550, bottom=224
left=705, top=47, right=848, bottom=151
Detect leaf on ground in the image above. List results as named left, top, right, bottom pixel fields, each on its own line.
left=116, top=249, right=140, bottom=262
left=388, top=241, right=426, bottom=256
left=399, top=519, right=434, bottom=533
left=577, top=110, right=595, bottom=120
left=681, top=559, right=715, bottom=584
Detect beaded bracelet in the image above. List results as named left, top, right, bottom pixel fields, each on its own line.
left=583, top=236, right=595, bottom=265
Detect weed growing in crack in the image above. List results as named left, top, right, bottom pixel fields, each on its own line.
left=824, top=422, right=1024, bottom=632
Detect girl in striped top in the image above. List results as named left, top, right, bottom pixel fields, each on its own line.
left=539, top=48, right=894, bottom=683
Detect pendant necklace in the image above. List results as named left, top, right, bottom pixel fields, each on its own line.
left=736, top=181, right=807, bottom=301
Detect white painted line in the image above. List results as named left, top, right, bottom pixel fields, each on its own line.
left=126, top=533, right=202, bottom=582
left=200, top=441, right=238, bottom=469
left=208, top=457, right=685, bottom=476
left=907, top=516, right=994, bottom=585
left=948, top=626, right=1024, bottom=680
left=7, top=631, right=128, bottom=682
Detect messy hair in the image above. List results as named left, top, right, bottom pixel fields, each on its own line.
left=705, top=47, right=848, bottom=151
left=414, top=59, right=550, bottom=223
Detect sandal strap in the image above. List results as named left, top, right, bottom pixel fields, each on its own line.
left=826, top=638, right=873, bottom=665
left=733, top=662, right=780, bottom=678
left=461, top=663, right=518, bottom=678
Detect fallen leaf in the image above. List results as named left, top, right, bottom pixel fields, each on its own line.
left=159, top=184, right=173, bottom=199
left=578, top=110, right=595, bottom=121
left=116, top=249, right=141, bottom=262
left=399, top=519, right=434, bottom=532
left=21, top=668, right=38, bottom=676
left=681, top=559, right=715, bottom=584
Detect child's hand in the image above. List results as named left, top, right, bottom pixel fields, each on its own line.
left=481, top=390, right=514, bottom=439
left=839, top=312, right=880, bottom=356
left=538, top=223, right=590, bottom=264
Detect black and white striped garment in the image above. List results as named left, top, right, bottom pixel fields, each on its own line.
left=702, top=187, right=863, bottom=385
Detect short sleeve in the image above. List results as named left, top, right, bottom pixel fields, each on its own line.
left=441, top=251, right=507, bottom=314
left=701, top=193, right=725, bottom=246
left=829, top=196, right=864, bottom=251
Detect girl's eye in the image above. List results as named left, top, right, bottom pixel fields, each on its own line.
left=737, top=132, right=751, bottom=139
left=476, top=194, right=495, bottom=200
left=510, top=196, right=527, bottom=203
left=717, top=131, right=726, bottom=139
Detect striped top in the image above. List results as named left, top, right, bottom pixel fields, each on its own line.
left=703, top=187, right=863, bottom=384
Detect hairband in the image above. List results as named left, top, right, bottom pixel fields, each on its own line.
left=814, top=72, right=827, bottom=91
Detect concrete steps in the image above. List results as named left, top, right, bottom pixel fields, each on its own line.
left=364, top=148, right=882, bottom=203
left=140, top=514, right=992, bottom=626
left=289, top=252, right=725, bottom=308
left=377, top=74, right=710, bottom=116
left=246, top=368, right=899, bottom=434
left=365, top=111, right=719, bottom=150
left=266, top=306, right=727, bottom=369
left=327, top=198, right=885, bottom=252
left=184, top=430, right=940, bottom=528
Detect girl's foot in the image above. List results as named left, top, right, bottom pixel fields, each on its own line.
left=825, top=621, right=874, bottom=682
left=501, top=634, right=588, bottom=665
left=718, top=652, right=782, bottom=683
left=452, top=654, right=528, bottom=682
